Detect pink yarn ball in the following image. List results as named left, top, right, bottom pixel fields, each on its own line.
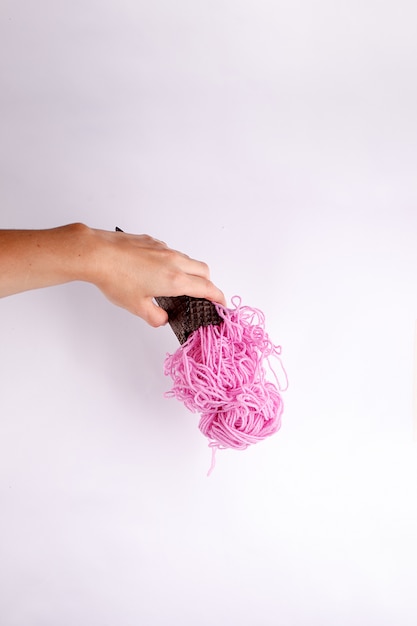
left=163, top=297, right=286, bottom=473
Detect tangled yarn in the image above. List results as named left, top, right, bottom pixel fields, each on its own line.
left=163, top=297, right=287, bottom=474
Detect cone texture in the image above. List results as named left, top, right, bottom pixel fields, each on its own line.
left=155, top=296, right=222, bottom=344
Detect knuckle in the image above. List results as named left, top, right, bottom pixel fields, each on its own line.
left=198, top=278, right=213, bottom=298
left=157, top=247, right=175, bottom=263
left=199, top=261, right=210, bottom=277
left=164, top=247, right=177, bottom=260
left=170, top=270, right=186, bottom=291
left=201, top=277, right=211, bottom=291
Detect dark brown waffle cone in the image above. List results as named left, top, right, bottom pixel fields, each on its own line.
left=155, top=296, right=222, bottom=344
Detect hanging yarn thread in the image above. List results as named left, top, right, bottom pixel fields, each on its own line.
left=162, top=296, right=287, bottom=475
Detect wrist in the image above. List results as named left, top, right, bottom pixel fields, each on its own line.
left=79, top=225, right=117, bottom=291
left=66, top=222, right=104, bottom=286
left=39, top=222, right=100, bottom=289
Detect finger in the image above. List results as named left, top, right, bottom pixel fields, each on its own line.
left=175, top=256, right=211, bottom=280
left=171, top=275, right=226, bottom=306
left=139, top=299, right=169, bottom=327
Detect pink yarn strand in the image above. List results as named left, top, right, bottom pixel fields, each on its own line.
left=163, top=297, right=287, bottom=474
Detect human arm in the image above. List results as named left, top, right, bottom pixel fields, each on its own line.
left=0, top=223, right=225, bottom=326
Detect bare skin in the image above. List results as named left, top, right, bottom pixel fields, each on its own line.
left=0, top=223, right=226, bottom=327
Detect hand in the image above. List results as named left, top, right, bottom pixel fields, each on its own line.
left=90, top=227, right=226, bottom=326
left=0, top=223, right=226, bottom=327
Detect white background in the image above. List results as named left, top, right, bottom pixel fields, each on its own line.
left=1, top=1, right=417, bottom=624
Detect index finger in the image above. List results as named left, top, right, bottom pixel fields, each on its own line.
left=178, top=274, right=226, bottom=307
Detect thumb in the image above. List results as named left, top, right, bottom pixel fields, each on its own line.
left=140, top=300, right=169, bottom=328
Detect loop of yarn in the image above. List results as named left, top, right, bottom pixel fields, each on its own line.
left=163, top=297, right=287, bottom=473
